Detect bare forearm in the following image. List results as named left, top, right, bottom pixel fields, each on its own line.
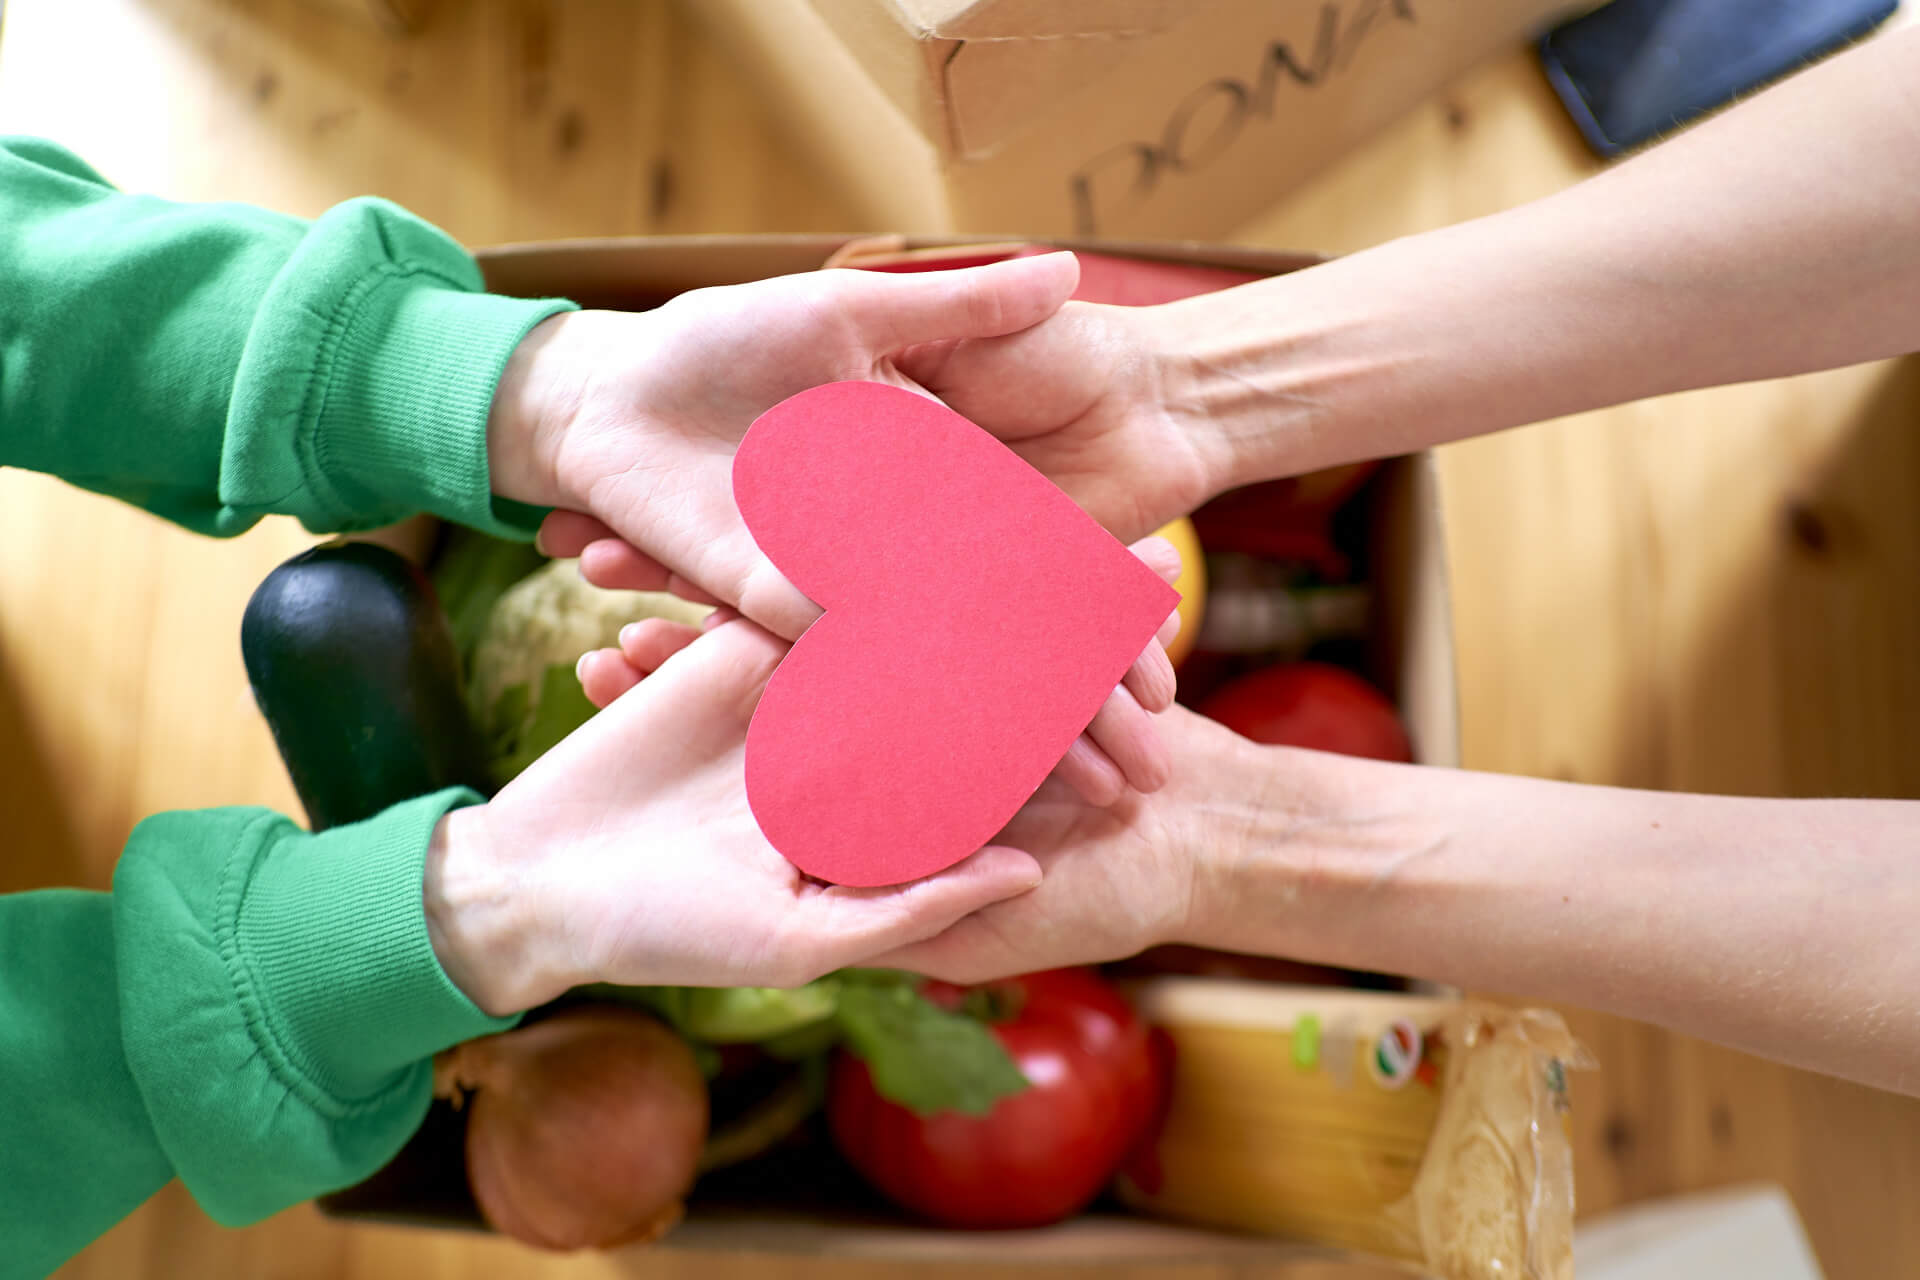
left=1165, top=27, right=1920, bottom=484
left=1193, top=742, right=1920, bottom=1093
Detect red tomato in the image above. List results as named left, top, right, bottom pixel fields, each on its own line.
left=828, top=968, right=1166, bottom=1229
left=1196, top=661, right=1413, bottom=762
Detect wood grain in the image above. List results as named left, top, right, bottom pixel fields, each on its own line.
left=3, top=2, right=1916, bottom=1278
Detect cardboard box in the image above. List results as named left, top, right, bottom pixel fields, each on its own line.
left=686, top=0, right=1593, bottom=239
left=317, top=233, right=1462, bottom=1269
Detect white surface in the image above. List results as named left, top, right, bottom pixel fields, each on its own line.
left=1575, top=1185, right=1825, bottom=1280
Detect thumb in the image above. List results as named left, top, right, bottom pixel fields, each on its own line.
left=805, top=846, right=1042, bottom=973
left=837, top=251, right=1080, bottom=354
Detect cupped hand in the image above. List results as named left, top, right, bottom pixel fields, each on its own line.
left=424, top=618, right=1044, bottom=1016
left=862, top=707, right=1267, bottom=984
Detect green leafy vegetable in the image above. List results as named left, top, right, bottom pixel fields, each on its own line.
left=833, top=973, right=1029, bottom=1116
left=430, top=528, right=546, bottom=672
left=586, top=972, right=1028, bottom=1116
left=490, top=663, right=598, bottom=783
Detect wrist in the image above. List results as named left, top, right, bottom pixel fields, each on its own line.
left=1174, top=728, right=1291, bottom=951
left=1141, top=298, right=1273, bottom=501
left=486, top=311, right=587, bottom=509
left=423, top=805, right=575, bottom=1016
left=1158, top=714, right=1303, bottom=950
left=1151, top=241, right=1476, bottom=490
left=1175, top=733, right=1453, bottom=968
left=1148, top=279, right=1366, bottom=494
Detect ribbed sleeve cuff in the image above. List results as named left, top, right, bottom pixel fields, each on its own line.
left=313, top=278, right=574, bottom=539
left=237, top=787, right=518, bottom=1100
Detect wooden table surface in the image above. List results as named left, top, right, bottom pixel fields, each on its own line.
left=4, top=2, right=1917, bottom=1278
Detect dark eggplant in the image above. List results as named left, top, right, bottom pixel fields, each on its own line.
left=242, top=539, right=494, bottom=831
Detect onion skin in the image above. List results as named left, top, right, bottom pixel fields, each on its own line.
left=441, top=1006, right=709, bottom=1251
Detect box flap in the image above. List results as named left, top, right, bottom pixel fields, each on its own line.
left=883, top=0, right=1192, bottom=39
left=811, top=0, right=1204, bottom=160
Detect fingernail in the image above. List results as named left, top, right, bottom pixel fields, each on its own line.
left=619, top=621, right=641, bottom=649
left=575, top=652, right=591, bottom=684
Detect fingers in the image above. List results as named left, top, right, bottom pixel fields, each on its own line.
left=541, top=510, right=688, bottom=596
left=1084, top=684, right=1172, bottom=793
left=840, top=251, right=1080, bottom=354
left=569, top=537, right=809, bottom=633
left=577, top=538, right=671, bottom=593
left=620, top=617, right=705, bottom=670
left=1156, top=606, right=1181, bottom=650
left=576, top=648, right=641, bottom=708
left=1123, top=535, right=1183, bottom=710
left=636, top=616, right=791, bottom=730
left=541, top=510, right=734, bottom=608
left=1048, top=735, right=1126, bottom=808
left=1119, top=536, right=1183, bottom=711
left=734, top=559, right=825, bottom=643
left=1123, top=641, right=1177, bottom=713
left=575, top=616, right=790, bottom=752
left=575, top=618, right=705, bottom=708
left=575, top=537, right=730, bottom=604
left=535, top=509, right=617, bottom=559
left=802, top=844, right=1042, bottom=977
left=1133, top=534, right=1183, bottom=585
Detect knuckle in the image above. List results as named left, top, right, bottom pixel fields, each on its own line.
left=961, top=278, right=1007, bottom=334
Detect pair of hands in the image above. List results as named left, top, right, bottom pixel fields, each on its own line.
left=493, top=252, right=1210, bottom=800
left=434, top=253, right=1255, bottom=1014
left=435, top=612, right=1236, bottom=1016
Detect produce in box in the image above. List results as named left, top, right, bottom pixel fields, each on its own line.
left=828, top=967, right=1168, bottom=1228
left=1119, top=981, right=1590, bottom=1280
left=1197, top=661, right=1413, bottom=762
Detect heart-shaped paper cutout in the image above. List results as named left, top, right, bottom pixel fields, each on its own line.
left=733, top=381, right=1180, bottom=887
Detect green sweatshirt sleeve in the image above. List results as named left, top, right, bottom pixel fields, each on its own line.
left=0, top=135, right=574, bottom=536
left=0, top=140, right=563, bottom=1273
left=0, top=791, right=518, bottom=1277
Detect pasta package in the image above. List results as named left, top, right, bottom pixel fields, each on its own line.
left=1115, top=980, right=1592, bottom=1280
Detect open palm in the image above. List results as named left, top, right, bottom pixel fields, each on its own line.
left=477, top=618, right=1044, bottom=994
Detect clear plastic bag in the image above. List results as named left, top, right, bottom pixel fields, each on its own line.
left=1388, top=1005, right=1592, bottom=1280
left=1116, top=983, right=1592, bottom=1280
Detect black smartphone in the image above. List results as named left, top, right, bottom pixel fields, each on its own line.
left=1539, top=0, right=1899, bottom=157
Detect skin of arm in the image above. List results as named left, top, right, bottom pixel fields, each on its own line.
left=1194, top=729, right=1920, bottom=1096
left=1160, top=25, right=1920, bottom=486
left=898, top=28, right=1920, bottom=545
left=870, top=30, right=1920, bottom=1094
left=886, top=709, right=1920, bottom=1096
left=1131, top=28, right=1920, bottom=1092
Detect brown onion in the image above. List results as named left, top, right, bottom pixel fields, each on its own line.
left=438, top=1006, right=709, bottom=1250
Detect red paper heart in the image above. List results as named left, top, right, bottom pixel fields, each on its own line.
left=733, top=381, right=1180, bottom=887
